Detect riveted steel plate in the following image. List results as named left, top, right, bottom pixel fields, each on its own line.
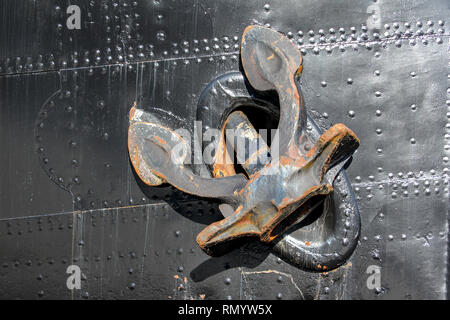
left=0, top=213, right=73, bottom=299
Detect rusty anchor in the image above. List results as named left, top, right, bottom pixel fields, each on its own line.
left=128, top=25, right=360, bottom=269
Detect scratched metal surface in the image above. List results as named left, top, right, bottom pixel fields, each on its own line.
left=0, top=0, right=449, bottom=299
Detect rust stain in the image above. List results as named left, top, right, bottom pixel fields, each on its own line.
left=280, top=156, right=294, bottom=166
left=245, top=170, right=261, bottom=185
left=129, top=106, right=137, bottom=120
left=244, top=146, right=270, bottom=167
left=153, top=135, right=167, bottom=145
left=213, top=125, right=236, bottom=178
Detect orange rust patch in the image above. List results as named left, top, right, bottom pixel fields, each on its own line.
left=280, top=156, right=294, bottom=166
left=292, top=86, right=300, bottom=101
left=306, top=145, right=319, bottom=158
left=246, top=171, right=261, bottom=184
left=316, top=123, right=359, bottom=150
left=133, top=147, right=140, bottom=170
left=213, top=162, right=235, bottom=178
left=288, top=77, right=300, bottom=103
left=153, top=136, right=167, bottom=145
left=287, top=142, right=302, bottom=159
left=244, top=146, right=270, bottom=167
left=129, top=107, right=137, bottom=120
left=212, top=128, right=236, bottom=178
left=281, top=197, right=290, bottom=205
left=293, top=157, right=307, bottom=167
